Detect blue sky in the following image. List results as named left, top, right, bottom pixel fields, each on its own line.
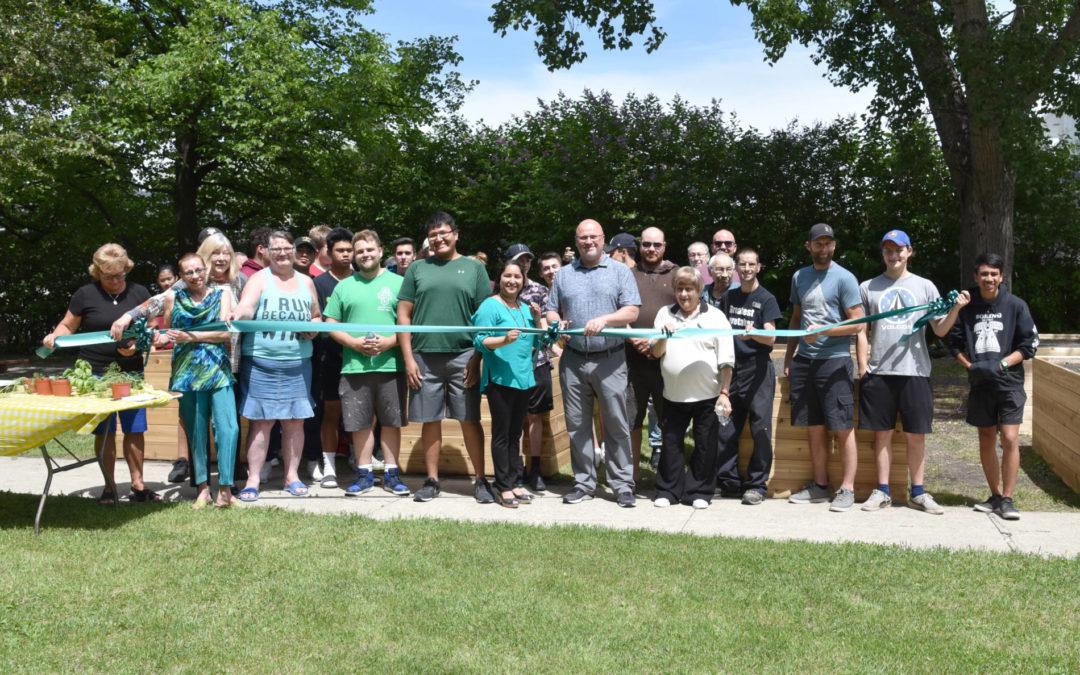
left=364, top=0, right=874, bottom=130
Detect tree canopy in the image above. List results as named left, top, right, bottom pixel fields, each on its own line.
left=488, top=0, right=1080, bottom=286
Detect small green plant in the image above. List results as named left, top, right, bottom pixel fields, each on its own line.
left=61, top=359, right=98, bottom=395
left=99, top=362, right=144, bottom=392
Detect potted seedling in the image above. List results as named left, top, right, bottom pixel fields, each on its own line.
left=101, top=362, right=143, bottom=399
left=62, top=360, right=97, bottom=396
left=33, top=372, right=52, bottom=395
left=51, top=376, right=72, bottom=396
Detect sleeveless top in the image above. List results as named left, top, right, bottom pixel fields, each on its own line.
left=169, top=287, right=234, bottom=391
left=242, top=267, right=314, bottom=360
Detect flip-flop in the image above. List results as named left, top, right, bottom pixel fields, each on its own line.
left=237, top=487, right=260, bottom=502
left=284, top=480, right=309, bottom=497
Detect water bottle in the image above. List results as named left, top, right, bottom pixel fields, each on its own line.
left=716, top=405, right=729, bottom=427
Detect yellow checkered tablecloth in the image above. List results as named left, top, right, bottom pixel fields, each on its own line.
left=0, top=389, right=175, bottom=456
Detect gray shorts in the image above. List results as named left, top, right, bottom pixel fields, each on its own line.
left=408, top=350, right=481, bottom=423
left=340, top=371, right=407, bottom=431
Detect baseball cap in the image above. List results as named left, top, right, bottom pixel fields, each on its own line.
left=197, top=226, right=222, bottom=244
left=506, top=243, right=533, bottom=261
left=604, top=232, right=637, bottom=253
left=294, top=236, right=316, bottom=252
left=881, top=229, right=912, bottom=247
left=807, top=223, right=835, bottom=241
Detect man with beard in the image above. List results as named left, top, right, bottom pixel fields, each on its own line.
left=784, top=223, right=864, bottom=512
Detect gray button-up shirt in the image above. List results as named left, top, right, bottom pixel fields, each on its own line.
left=546, top=254, right=641, bottom=353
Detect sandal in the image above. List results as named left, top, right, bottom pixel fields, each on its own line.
left=237, top=487, right=260, bottom=502
left=98, top=489, right=116, bottom=505
left=284, top=480, right=309, bottom=497
left=129, top=487, right=163, bottom=503
left=513, top=490, right=533, bottom=504
left=495, top=491, right=519, bottom=509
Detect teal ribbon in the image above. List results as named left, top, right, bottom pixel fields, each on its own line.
left=36, top=292, right=959, bottom=355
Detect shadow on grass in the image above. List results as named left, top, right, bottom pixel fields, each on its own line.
left=0, top=490, right=178, bottom=532
left=1021, top=445, right=1080, bottom=508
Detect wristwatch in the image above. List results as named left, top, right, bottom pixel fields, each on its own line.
left=1000, top=358, right=1009, bottom=372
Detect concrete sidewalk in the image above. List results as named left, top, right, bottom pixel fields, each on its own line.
left=3, top=454, right=1078, bottom=558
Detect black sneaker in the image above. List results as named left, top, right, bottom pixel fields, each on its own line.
left=414, top=477, right=441, bottom=502
left=616, top=491, right=636, bottom=508
left=995, top=497, right=1021, bottom=520
left=474, top=478, right=495, bottom=504
left=649, top=447, right=661, bottom=469
left=973, top=494, right=1002, bottom=513
left=562, top=488, right=592, bottom=504
left=527, top=468, right=547, bottom=492
left=167, top=457, right=189, bottom=483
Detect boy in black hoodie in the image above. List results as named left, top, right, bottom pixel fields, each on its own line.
left=948, top=253, right=1039, bottom=520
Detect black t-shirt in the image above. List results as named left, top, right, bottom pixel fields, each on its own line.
left=723, top=285, right=782, bottom=359
left=68, top=282, right=151, bottom=374
left=313, top=270, right=344, bottom=365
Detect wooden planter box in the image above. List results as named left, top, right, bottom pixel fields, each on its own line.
left=1033, top=357, right=1080, bottom=494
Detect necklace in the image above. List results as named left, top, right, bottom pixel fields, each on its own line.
left=105, top=289, right=122, bottom=305
left=499, top=295, right=525, bottom=327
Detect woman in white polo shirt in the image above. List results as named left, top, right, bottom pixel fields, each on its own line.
left=650, top=267, right=735, bottom=509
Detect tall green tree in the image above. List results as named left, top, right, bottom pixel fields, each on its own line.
left=488, top=0, right=1080, bottom=287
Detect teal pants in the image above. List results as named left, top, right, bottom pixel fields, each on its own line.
left=179, top=385, right=238, bottom=487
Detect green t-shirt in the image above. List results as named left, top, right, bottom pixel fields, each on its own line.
left=398, top=255, right=491, bottom=352
left=323, top=271, right=403, bottom=374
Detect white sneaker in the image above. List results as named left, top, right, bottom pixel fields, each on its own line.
left=594, top=443, right=606, bottom=469
left=861, top=488, right=892, bottom=511
left=653, top=497, right=671, bottom=508
left=692, top=498, right=709, bottom=510
left=909, top=492, right=945, bottom=515
left=307, top=460, right=324, bottom=482
left=371, top=457, right=385, bottom=471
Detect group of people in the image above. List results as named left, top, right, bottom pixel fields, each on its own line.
left=42, top=214, right=1038, bottom=520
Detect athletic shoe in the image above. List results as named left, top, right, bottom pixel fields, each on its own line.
left=167, top=457, right=189, bottom=483
left=563, top=488, right=592, bottom=504
left=371, top=457, right=385, bottom=471
left=344, top=469, right=374, bottom=496
left=616, top=491, right=636, bottom=508
left=692, top=498, right=710, bottom=510
left=861, top=489, right=892, bottom=511
left=320, top=474, right=338, bottom=489
left=653, top=497, right=671, bottom=508
left=789, top=481, right=830, bottom=504
left=474, top=478, right=495, bottom=504
left=908, top=492, right=945, bottom=515
left=594, top=443, right=606, bottom=469
left=307, top=460, right=324, bottom=482
left=995, top=496, right=1021, bottom=520
left=413, top=477, right=441, bottom=502
left=527, top=468, right=547, bottom=493
left=829, top=487, right=855, bottom=512
left=973, top=494, right=1002, bottom=513
left=649, top=447, right=661, bottom=469
left=741, top=490, right=763, bottom=506
left=382, top=468, right=410, bottom=496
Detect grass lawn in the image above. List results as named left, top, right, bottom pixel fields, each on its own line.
left=1, top=492, right=1077, bottom=671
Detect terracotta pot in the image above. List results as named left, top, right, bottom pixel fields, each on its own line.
left=109, top=382, right=131, bottom=399
left=24, top=380, right=36, bottom=394
left=51, top=379, right=72, bottom=396
left=34, top=378, right=53, bottom=395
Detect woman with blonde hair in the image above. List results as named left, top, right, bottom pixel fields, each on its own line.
left=43, top=243, right=156, bottom=503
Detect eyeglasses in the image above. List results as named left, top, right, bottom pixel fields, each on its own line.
left=428, top=228, right=455, bottom=240
left=713, top=240, right=735, bottom=248
left=640, top=241, right=665, bottom=249
left=101, top=273, right=126, bottom=281
left=269, top=246, right=294, bottom=254
left=181, top=268, right=207, bottom=277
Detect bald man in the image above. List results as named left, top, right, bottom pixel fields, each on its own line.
left=546, top=219, right=641, bottom=507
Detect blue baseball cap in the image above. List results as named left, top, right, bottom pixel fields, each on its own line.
left=881, top=230, right=912, bottom=247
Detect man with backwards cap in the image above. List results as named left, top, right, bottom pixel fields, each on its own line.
left=606, top=232, right=638, bottom=268
left=856, top=230, right=967, bottom=514
left=784, top=223, right=865, bottom=512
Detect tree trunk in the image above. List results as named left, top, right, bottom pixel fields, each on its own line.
left=174, top=131, right=200, bottom=252
left=956, top=123, right=1015, bottom=288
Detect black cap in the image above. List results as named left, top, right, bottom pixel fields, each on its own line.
left=197, top=226, right=222, bottom=244
left=505, top=243, right=533, bottom=261
left=807, top=223, right=835, bottom=241
left=604, top=232, right=637, bottom=253
left=295, top=236, right=316, bottom=252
